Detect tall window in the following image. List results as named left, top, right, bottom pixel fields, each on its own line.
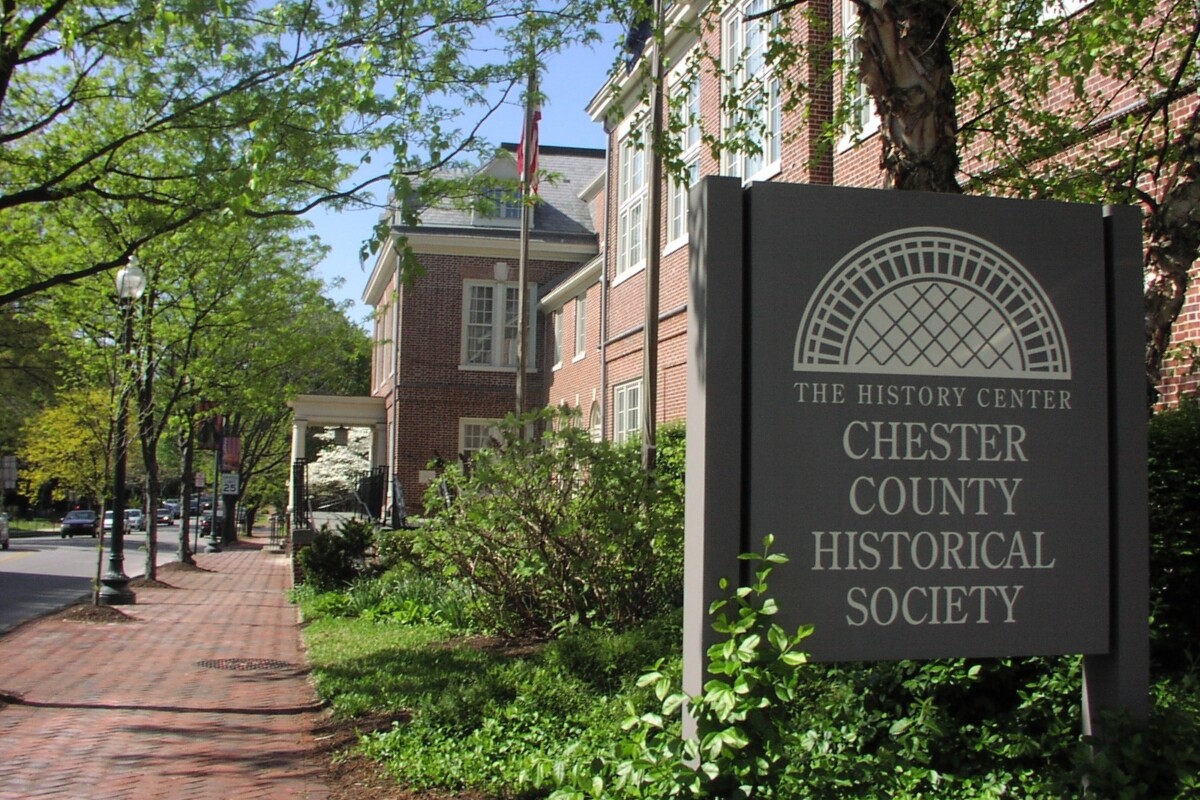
left=669, top=71, right=702, bottom=246
left=462, top=280, right=534, bottom=369
left=613, top=379, right=642, bottom=443
left=722, top=0, right=781, bottom=181
left=617, top=126, right=648, bottom=279
left=552, top=309, right=564, bottom=368
left=574, top=293, right=587, bottom=360
left=840, top=0, right=880, bottom=145
left=460, top=418, right=500, bottom=454
left=589, top=400, right=602, bottom=441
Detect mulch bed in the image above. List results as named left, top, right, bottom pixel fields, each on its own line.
left=52, top=604, right=137, bottom=624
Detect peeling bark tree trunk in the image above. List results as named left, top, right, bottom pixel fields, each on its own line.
left=854, top=0, right=962, bottom=193
left=1144, top=112, right=1200, bottom=406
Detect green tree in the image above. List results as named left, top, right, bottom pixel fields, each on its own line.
left=17, top=388, right=116, bottom=510
left=0, top=0, right=614, bottom=307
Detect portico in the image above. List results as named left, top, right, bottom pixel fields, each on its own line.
left=286, top=394, right=388, bottom=530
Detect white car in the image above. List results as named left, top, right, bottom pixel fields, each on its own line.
left=101, top=509, right=145, bottom=532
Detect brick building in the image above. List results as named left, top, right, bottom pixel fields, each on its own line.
left=359, top=0, right=1198, bottom=514
left=361, top=145, right=605, bottom=512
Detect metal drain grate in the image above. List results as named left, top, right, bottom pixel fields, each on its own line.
left=196, top=658, right=296, bottom=671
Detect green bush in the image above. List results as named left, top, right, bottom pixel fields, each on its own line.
left=417, top=406, right=684, bottom=636
left=1148, top=398, right=1200, bottom=671
left=296, top=517, right=376, bottom=591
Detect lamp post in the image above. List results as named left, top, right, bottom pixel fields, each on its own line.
left=100, top=258, right=146, bottom=606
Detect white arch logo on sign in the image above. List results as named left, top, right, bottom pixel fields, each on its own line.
left=794, top=228, right=1071, bottom=380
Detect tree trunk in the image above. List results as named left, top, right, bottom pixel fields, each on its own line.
left=855, top=0, right=962, bottom=193
left=1144, top=114, right=1200, bottom=406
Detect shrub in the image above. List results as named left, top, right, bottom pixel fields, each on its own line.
left=1148, top=398, right=1200, bottom=671
left=417, top=406, right=684, bottom=636
left=296, top=517, right=376, bottom=591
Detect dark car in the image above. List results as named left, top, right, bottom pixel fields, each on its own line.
left=60, top=510, right=98, bottom=538
left=156, top=507, right=174, bottom=525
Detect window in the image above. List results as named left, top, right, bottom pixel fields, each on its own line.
left=473, top=187, right=523, bottom=227
left=617, top=126, right=648, bottom=279
left=840, top=0, right=880, bottom=147
left=552, top=309, right=564, bottom=368
left=462, top=280, right=535, bottom=369
left=668, top=72, right=702, bottom=246
left=589, top=401, right=602, bottom=441
left=613, top=379, right=642, bottom=443
left=722, top=0, right=782, bottom=181
left=574, top=293, right=587, bottom=360
left=460, top=418, right=500, bottom=455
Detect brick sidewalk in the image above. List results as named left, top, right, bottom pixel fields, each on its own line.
left=0, top=542, right=331, bottom=799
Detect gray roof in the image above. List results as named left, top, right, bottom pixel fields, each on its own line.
left=409, top=145, right=604, bottom=237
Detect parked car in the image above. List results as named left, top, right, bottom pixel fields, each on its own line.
left=1, top=512, right=9, bottom=549
left=60, top=509, right=97, bottom=538
left=156, top=507, right=174, bottom=525
left=101, top=509, right=145, bottom=532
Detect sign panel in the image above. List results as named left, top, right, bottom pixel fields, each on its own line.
left=744, top=183, right=1110, bottom=661
left=221, top=471, right=239, bottom=496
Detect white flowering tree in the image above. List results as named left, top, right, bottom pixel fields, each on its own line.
left=307, top=427, right=372, bottom=504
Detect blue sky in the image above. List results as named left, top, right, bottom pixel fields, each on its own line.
left=304, top=31, right=623, bottom=328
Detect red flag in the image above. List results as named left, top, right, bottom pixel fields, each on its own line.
left=516, top=104, right=541, bottom=195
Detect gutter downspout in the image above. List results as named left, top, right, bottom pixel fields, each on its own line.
left=599, top=124, right=613, bottom=441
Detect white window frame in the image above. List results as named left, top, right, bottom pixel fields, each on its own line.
left=668, top=68, right=702, bottom=250
left=839, top=0, right=881, bottom=150
left=459, top=418, right=501, bottom=455
left=616, top=123, right=649, bottom=281
left=552, top=309, right=564, bottom=369
left=472, top=187, right=523, bottom=228
left=573, top=292, right=587, bottom=362
left=721, top=0, right=782, bottom=183
left=589, top=400, right=602, bottom=441
left=460, top=280, right=537, bottom=371
left=613, top=379, right=643, bottom=444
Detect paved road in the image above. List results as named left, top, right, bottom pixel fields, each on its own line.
left=0, top=530, right=186, bottom=633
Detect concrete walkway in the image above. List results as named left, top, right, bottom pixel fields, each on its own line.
left=0, top=541, right=331, bottom=799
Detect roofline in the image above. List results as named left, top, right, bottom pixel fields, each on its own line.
left=539, top=255, right=603, bottom=311
left=497, top=142, right=606, bottom=158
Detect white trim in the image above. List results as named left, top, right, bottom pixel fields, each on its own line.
left=613, top=379, right=643, bottom=443
left=460, top=279, right=537, bottom=369
left=720, top=0, right=783, bottom=183
left=459, top=417, right=502, bottom=454
left=573, top=292, right=587, bottom=362
left=401, top=231, right=596, bottom=262
left=539, top=256, right=601, bottom=311
left=838, top=0, right=881, bottom=151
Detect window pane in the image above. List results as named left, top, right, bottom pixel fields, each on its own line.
left=503, top=286, right=520, bottom=367
left=466, top=285, right=494, bottom=364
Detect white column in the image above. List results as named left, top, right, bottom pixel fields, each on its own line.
left=370, top=423, right=388, bottom=469
left=288, top=418, right=307, bottom=524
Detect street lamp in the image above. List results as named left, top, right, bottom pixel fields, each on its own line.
left=100, top=258, right=146, bottom=605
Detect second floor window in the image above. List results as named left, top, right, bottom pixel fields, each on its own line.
left=669, top=71, right=702, bottom=246
left=462, top=280, right=534, bottom=369
left=617, top=127, right=648, bottom=279
left=722, top=0, right=781, bottom=181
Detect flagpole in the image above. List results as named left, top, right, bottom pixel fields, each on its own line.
left=642, top=0, right=664, bottom=471
left=516, top=67, right=537, bottom=417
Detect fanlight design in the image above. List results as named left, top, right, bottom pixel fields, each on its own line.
left=794, top=228, right=1070, bottom=379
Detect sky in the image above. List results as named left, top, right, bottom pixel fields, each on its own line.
left=303, top=30, right=624, bottom=328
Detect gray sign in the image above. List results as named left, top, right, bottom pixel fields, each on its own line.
left=741, top=182, right=1111, bottom=661
left=685, top=178, right=1155, bottom=678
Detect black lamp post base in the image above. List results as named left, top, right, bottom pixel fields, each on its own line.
left=98, top=577, right=137, bottom=605
left=204, top=537, right=221, bottom=553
